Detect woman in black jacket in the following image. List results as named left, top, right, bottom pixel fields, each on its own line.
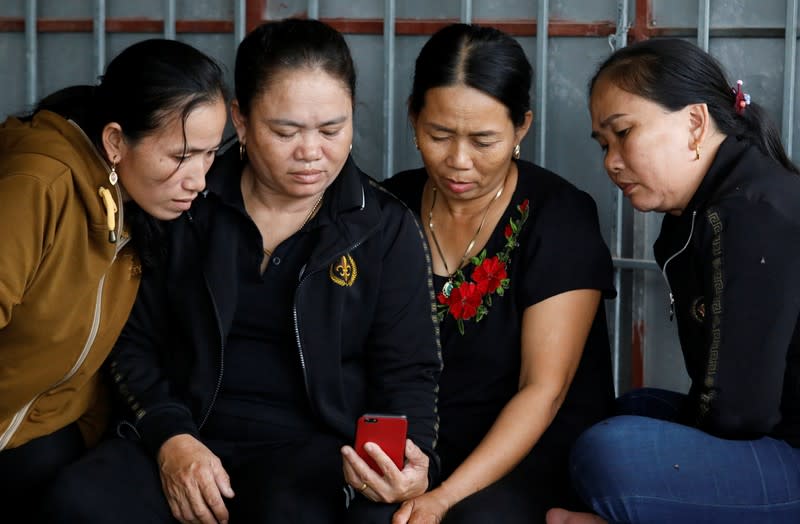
left=549, top=38, right=800, bottom=524
left=44, top=19, right=441, bottom=524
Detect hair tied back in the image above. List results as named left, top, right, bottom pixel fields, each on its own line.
left=733, top=80, right=751, bottom=115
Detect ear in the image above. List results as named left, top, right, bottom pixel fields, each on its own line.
left=514, top=110, right=534, bottom=145
left=687, top=102, right=711, bottom=150
left=230, top=99, right=248, bottom=143
left=101, top=123, right=125, bottom=165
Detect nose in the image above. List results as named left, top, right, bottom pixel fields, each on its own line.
left=446, top=139, right=472, bottom=170
left=603, top=144, right=624, bottom=178
left=294, top=132, right=323, bottom=162
left=182, top=156, right=209, bottom=193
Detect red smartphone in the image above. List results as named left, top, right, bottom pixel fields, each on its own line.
left=354, top=414, right=407, bottom=472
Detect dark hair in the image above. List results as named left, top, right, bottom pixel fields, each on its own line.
left=590, top=38, right=798, bottom=175
left=234, top=18, right=356, bottom=116
left=38, top=39, right=228, bottom=150
left=408, top=23, right=532, bottom=127
left=36, top=39, right=229, bottom=269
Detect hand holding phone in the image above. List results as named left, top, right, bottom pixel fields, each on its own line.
left=354, top=413, right=407, bottom=472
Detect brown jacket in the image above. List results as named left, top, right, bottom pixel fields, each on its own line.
left=0, top=110, right=140, bottom=450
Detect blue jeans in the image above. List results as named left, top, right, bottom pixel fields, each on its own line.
left=570, top=388, right=800, bottom=523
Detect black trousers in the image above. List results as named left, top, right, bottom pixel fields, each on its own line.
left=0, top=423, right=85, bottom=523
left=40, top=434, right=398, bottom=523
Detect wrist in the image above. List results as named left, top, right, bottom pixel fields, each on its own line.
left=433, top=480, right=460, bottom=510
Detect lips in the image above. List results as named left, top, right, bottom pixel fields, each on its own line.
left=172, top=198, right=195, bottom=211
left=444, top=178, right=475, bottom=194
left=618, top=182, right=636, bottom=196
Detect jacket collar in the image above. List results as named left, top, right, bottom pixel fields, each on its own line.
left=683, top=135, right=749, bottom=214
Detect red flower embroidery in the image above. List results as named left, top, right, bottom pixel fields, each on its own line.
left=473, top=256, right=508, bottom=295
left=448, top=282, right=483, bottom=320
left=435, top=198, right=530, bottom=334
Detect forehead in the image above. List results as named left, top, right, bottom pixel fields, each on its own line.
left=257, top=68, right=352, bottom=106
left=590, top=76, right=665, bottom=125
left=420, top=84, right=511, bottom=125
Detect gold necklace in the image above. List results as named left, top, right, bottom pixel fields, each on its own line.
left=428, top=177, right=506, bottom=297
left=262, top=192, right=324, bottom=257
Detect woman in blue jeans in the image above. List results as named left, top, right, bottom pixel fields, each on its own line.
left=548, top=38, right=800, bottom=524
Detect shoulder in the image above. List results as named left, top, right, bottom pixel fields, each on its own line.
left=381, top=168, right=427, bottom=214
left=515, top=160, right=600, bottom=222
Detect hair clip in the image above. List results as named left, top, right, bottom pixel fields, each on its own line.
left=732, top=80, right=751, bottom=115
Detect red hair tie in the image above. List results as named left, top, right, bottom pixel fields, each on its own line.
left=732, top=80, right=751, bottom=115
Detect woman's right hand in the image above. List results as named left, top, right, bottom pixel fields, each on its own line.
left=157, top=434, right=235, bottom=524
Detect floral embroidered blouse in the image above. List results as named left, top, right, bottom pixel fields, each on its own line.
left=383, top=160, right=616, bottom=473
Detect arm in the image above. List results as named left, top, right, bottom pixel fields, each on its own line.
left=109, top=224, right=233, bottom=524
left=690, top=202, right=800, bottom=436
left=393, top=289, right=601, bottom=523
left=0, top=172, right=64, bottom=421
left=341, top=201, right=442, bottom=503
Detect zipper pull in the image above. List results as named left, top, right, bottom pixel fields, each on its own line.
left=98, top=187, right=118, bottom=243
left=668, top=292, right=675, bottom=321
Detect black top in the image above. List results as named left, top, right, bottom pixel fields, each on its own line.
left=109, top=145, right=442, bottom=483
left=384, top=160, right=615, bottom=472
left=653, top=136, right=800, bottom=445
left=201, top=163, right=319, bottom=442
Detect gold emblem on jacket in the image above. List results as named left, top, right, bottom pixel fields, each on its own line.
left=330, top=254, right=357, bottom=287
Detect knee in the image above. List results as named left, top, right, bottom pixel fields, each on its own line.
left=39, top=467, right=104, bottom=522
left=569, top=416, right=648, bottom=497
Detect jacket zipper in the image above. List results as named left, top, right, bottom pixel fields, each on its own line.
left=196, top=212, right=225, bottom=430
left=0, top=233, right=131, bottom=450
left=661, top=210, right=697, bottom=321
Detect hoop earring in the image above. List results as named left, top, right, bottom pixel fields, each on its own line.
left=695, top=143, right=701, bottom=161
left=413, top=134, right=419, bottom=150
left=513, top=144, right=521, bottom=159
left=239, top=142, right=246, bottom=161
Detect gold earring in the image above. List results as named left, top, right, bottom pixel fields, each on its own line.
left=349, top=143, right=353, bottom=153
left=108, top=162, right=118, bottom=185
left=513, top=144, right=521, bottom=159
left=413, top=134, right=419, bottom=150
left=695, top=143, right=701, bottom=161
left=239, top=142, right=246, bottom=161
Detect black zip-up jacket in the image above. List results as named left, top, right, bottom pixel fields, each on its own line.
left=108, top=150, right=442, bottom=478
left=653, top=136, right=800, bottom=445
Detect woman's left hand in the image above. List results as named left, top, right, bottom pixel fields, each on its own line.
left=341, top=438, right=429, bottom=503
left=391, top=490, right=450, bottom=524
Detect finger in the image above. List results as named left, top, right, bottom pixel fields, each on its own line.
left=364, top=441, right=401, bottom=479
left=392, top=500, right=414, bottom=524
left=404, top=439, right=426, bottom=462
left=342, top=445, right=384, bottom=487
left=213, top=463, right=235, bottom=499
left=197, top=471, right=229, bottom=524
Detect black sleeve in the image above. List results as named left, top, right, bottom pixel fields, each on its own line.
left=364, top=197, right=443, bottom=485
left=690, top=201, right=800, bottom=436
left=519, top=188, right=615, bottom=308
left=108, top=261, right=199, bottom=457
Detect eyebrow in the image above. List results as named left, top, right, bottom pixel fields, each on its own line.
left=268, top=116, right=349, bottom=129
left=590, top=113, right=627, bottom=139
left=425, top=122, right=500, bottom=138
left=170, top=141, right=223, bottom=155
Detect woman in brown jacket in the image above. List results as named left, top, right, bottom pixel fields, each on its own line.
left=0, top=39, right=227, bottom=520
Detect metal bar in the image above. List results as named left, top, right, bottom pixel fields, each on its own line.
left=308, top=0, right=319, bottom=20
left=783, top=0, right=798, bottom=158
left=610, top=0, right=629, bottom=395
left=612, top=257, right=659, bottom=271
left=460, top=0, right=472, bottom=24
left=94, top=0, right=106, bottom=80
left=164, top=0, right=176, bottom=39
left=534, top=0, right=549, bottom=166
left=697, top=0, right=710, bottom=51
left=383, top=0, right=396, bottom=179
left=25, top=0, right=37, bottom=107
left=234, top=0, right=246, bottom=43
